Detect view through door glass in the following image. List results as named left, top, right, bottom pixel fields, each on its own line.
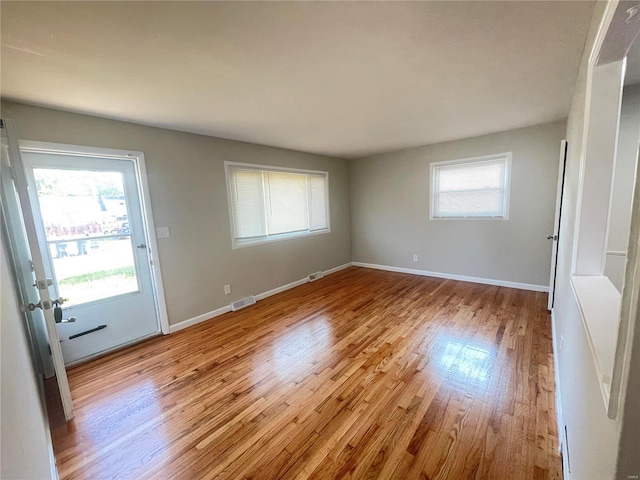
left=33, top=168, right=140, bottom=306
left=22, top=148, right=159, bottom=366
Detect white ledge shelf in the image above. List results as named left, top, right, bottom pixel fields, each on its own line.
left=570, top=275, right=621, bottom=408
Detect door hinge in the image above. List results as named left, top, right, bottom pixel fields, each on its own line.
left=36, top=279, right=53, bottom=290
left=23, top=299, right=51, bottom=311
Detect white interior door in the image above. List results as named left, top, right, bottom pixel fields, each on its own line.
left=1, top=119, right=74, bottom=420
left=548, top=139, right=568, bottom=310
left=20, top=147, right=161, bottom=365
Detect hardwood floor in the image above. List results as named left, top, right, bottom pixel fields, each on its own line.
left=48, top=266, right=562, bottom=479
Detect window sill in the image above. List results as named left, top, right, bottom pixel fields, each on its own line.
left=570, top=275, right=621, bottom=408
left=430, top=216, right=509, bottom=220
left=232, top=228, right=330, bottom=249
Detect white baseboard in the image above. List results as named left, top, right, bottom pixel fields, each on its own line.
left=254, top=262, right=352, bottom=301
left=352, top=262, right=549, bottom=292
left=170, top=261, right=547, bottom=333
left=323, top=262, right=353, bottom=276
left=169, top=262, right=354, bottom=333
left=254, top=278, right=309, bottom=302
left=169, top=305, right=231, bottom=333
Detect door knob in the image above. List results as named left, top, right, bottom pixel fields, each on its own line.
left=546, top=234, right=558, bottom=240
left=136, top=243, right=147, bottom=249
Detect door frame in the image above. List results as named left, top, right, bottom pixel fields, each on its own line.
left=548, top=139, right=568, bottom=310
left=19, top=139, right=170, bottom=336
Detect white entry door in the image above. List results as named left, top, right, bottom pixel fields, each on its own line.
left=20, top=143, right=164, bottom=365
left=1, top=120, right=74, bottom=420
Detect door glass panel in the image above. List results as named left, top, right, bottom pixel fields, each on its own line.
left=33, top=168, right=140, bottom=306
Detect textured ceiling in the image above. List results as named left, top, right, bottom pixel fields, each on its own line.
left=1, top=1, right=594, bottom=159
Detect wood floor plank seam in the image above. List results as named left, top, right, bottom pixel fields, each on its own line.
left=46, top=267, right=562, bottom=480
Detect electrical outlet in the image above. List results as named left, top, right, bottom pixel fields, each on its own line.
left=413, top=254, right=418, bottom=262
left=224, top=284, right=231, bottom=295
left=156, top=226, right=170, bottom=239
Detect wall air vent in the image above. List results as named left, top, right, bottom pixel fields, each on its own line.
left=308, top=271, right=324, bottom=282
left=230, top=295, right=256, bottom=312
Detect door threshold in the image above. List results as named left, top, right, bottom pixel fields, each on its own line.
left=65, top=331, right=161, bottom=369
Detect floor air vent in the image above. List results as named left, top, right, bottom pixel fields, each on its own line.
left=231, top=296, right=256, bottom=311
left=308, top=271, right=324, bottom=282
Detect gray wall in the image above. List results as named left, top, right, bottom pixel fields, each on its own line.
left=1, top=236, right=55, bottom=480
left=605, top=84, right=640, bottom=291
left=350, top=121, right=565, bottom=287
left=1, top=101, right=352, bottom=326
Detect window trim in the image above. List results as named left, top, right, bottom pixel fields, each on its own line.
left=224, top=161, right=331, bottom=249
left=429, top=152, right=512, bottom=220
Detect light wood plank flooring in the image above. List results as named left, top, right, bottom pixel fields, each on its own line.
left=48, top=266, right=561, bottom=479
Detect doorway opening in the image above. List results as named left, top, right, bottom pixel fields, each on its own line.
left=1, top=123, right=169, bottom=425
left=20, top=142, right=169, bottom=366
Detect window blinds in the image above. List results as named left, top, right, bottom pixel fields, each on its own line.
left=230, top=168, right=266, bottom=238
left=265, top=171, right=309, bottom=235
left=227, top=164, right=329, bottom=244
left=308, top=174, right=329, bottom=232
left=432, top=156, right=510, bottom=218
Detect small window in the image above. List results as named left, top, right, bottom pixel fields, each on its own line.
left=225, top=162, right=330, bottom=248
left=430, top=153, right=511, bottom=219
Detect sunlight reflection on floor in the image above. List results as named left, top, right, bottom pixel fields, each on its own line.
left=254, top=315, right=333, bottom=382
left=79, top=380, right=167, bottom=452
left=436, top=336, right=495, bottom=386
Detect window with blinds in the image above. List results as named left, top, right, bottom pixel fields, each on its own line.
left=225, top=162, right=330, bottom=247
left=430, top=153, right=511, bottom=219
